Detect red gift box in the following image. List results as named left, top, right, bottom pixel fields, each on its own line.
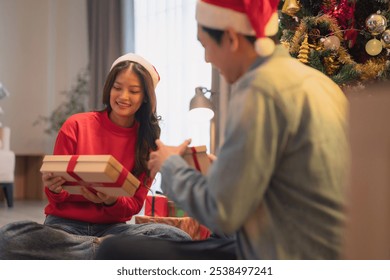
left=168, top=200, right=187, bottom=217
left=144, top=194, right=168, bottom=217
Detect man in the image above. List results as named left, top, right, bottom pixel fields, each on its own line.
left=97, top=0, right=348, bottom=260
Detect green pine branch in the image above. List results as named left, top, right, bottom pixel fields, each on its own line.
left=33, top=68, right=90, bottom=135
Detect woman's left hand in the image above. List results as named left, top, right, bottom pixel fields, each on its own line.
left=81, top=187, right=117, bottom=206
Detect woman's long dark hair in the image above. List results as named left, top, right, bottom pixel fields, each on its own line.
left=102, top=61, right=161, bottom=179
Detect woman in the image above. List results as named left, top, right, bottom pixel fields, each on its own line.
left=0, top=53, right=190, bottom=260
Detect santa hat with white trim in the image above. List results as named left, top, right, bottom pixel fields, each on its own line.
left=110, top=53, right=160, bottom=89
left=196, top=0, right=280, bottom=57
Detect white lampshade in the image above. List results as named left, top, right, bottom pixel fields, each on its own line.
left=189, top=87, right=214, bottom=121
left=188, top=107, right=214, bottom=121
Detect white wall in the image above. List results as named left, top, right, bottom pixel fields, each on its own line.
left=0, top=0, right=88, bottom=154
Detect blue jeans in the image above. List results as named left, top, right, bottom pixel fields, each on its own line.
left=0, top=215, right=191, bottom=260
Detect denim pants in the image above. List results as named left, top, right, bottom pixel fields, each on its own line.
left=0, top=215, right=191, bottom=260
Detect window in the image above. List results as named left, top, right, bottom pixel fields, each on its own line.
left=123, top=0, right=212, bottom=191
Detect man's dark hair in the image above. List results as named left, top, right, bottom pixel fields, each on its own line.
left=201, top=26, right=257, bottom=45
left=201, top=25, right=281, bottom=48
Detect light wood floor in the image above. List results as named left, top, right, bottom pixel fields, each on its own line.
left=0, top=199, right=47, bottom=227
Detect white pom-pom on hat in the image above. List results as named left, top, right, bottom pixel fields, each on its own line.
left=255, top=11, right=279, bottom=56
left=255, top=37, right=276, bottom=57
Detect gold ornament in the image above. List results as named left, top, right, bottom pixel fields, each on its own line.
left=282, top=0, right=301, bottom=17
left=324, top=53, right=341, bottom=76
left=323, top=35, right=341, bottom=51
left=308, top=43, right=323, bottom=51
left=381, top=29, right=390, bottom=48
left=365, top=38, right=383, bottom=56
left=297, top=34, right=310, bottom=64
left=365, top=13, right=388, bottom=36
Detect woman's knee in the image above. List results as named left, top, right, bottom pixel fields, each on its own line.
left=144, top=223, right=192, bottom=240
left=0, top=221, right=41, bottom=238
left=0, top=221, right=41, bottom=258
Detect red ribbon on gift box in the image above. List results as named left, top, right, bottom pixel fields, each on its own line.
left=151, top=195, right=156, bottom=216
left=65, top=155, right=128, bottom=190
left=66, top=155, right=84, bottom=182
left=190, top=147, right=201, bottom=171
left=145, top=194, right=169, bottom=217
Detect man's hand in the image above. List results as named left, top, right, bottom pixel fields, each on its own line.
left=42, top=172, right=66, bottom=194
left=148, top=138, right=191, bottom=178
left=207, top=153, right=217, bottom=163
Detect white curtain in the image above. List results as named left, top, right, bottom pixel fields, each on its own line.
left=123, top=0, right=212, bottom=191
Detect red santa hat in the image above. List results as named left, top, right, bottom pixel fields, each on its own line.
left=196, top=0, right=280, bottom=57
left=110, top=53, right=160, bottom=89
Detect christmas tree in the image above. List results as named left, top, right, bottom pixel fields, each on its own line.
left=278, top=0, right=390, bottom=89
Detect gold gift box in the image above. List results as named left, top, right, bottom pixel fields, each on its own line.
left=40, top=155, right=140, bottom=197
left=182, top=145, right=210, bottom=175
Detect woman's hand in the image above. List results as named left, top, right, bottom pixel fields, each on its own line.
left=42, top=172, right=66, bottom=194
left=80, top=187, right=117, bottom=206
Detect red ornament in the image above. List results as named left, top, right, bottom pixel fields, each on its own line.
left=321, top=0, right=358, bottom=48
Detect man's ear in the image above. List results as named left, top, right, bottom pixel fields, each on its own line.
left=224, top=27, right=240, bottom=52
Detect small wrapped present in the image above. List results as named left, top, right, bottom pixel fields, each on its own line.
left=144, top=194, right=169, bottom=217
left=168, top=200, right=187, bottom=217
left=182, top=145, right=210, bottom=175
left=40, top=155, right=140, bottom=197
left=135, top=215, right=211, bottom=240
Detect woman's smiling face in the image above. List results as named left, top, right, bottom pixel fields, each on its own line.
left=109, top=66, right=145, bottom=127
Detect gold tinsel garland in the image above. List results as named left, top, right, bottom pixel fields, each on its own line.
left=288, top=14, right=343, bottom=54
left=356, top=58, right=388, bottom=81
left=286, top=14, right=389, bottom=84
